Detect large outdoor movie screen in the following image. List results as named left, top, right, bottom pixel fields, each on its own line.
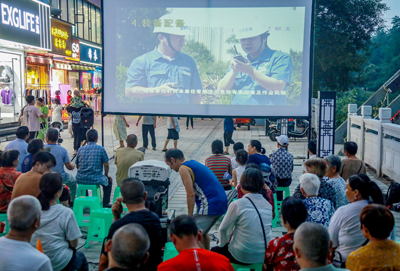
left=103, top=0, right=313, bottom=117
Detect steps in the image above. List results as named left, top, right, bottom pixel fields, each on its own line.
left=0, top=122, right=19, bottom=142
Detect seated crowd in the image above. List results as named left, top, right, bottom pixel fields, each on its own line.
left=0, top=126, right=399, bottom=271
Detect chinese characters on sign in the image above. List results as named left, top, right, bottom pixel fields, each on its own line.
left=132, top=18, right=185, bottom=28
left=50, top=18, right=73, bottom=57
left=79, top=43, right=102, bottom=65
left=128, top=88, right=287, bottom=96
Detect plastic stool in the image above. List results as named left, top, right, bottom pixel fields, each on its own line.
left=275, top=186, right=291, bottom=210
left=231, top=262, right=264, bottom=271
left=112, top=186, right=128, bottom=213
left=163, top=242, right=179, bottom=261
left=272, top=193, right=279, bottom=228
left=73, top=197, right=102, bottom=227
left=85, top=208, right=114, bottom=248
left=77, top=184, right=101, bottom=199
left=237, top=269, right=251, bottom=271
left=0, top=213, right=9, bottom=237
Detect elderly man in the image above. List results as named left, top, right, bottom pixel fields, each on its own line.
left=104, top=224, right=150, bottom=271
left=5, top=126, right=29, bottom=171
left=299, top=174, right=335, bottom=228
left=45, top=128, right=77, bottom=204
left=115, top=134, right=144, bottom=187
left=76, top=129, right=113, bottom=207
left=269, top=135, right=294, bottom=188
left=294, top=222, right=348, bottom=271
left=0, top=195, right=52, bottom=271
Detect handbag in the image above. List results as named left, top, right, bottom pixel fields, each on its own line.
left=246, top=197, right=267, bottom=251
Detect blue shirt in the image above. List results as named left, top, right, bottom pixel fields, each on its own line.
left=327, top=177, right=349, bottom=209
left=5, top=139, right=28, bottom=171
left=229, top=46, right=293, bottom=105
left=303, top=197, right=335, bottom=228
left=21, top=153, right=34, bottom=173
left=247, top=153, right=271, bottom=167
left=182, top=160, right=227, bottom=216
left=224, top=118, right=234, bottom=133
left=45, top=144, right=70, bottom=177
left=76, top=142, right=109, bottom=186
left=125, top=48, right=203, bottom=104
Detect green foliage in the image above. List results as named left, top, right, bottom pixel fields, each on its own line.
left=115, top=64, right=135, bottom=103
left=362, top=16, right=400, bottom=92
left=225, top=34, right=239, bottom=56
left=335, top=88, right=371, bottom=128
left=313, top=0, right=388, bottom=94
left=286, top=50, right=303, bottom=106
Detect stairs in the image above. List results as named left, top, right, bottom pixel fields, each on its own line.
left=0, top=122, right=20, bottom=142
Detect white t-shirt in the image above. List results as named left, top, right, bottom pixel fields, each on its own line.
left=0, top=237, right=52, bottom=271
left=231, top=157, right=239, bottom=170
left=30, top=204, right=82, bottom=271
left=235, top=165, right=246, bottom=186
left=51, top=104, right=63, bottom=123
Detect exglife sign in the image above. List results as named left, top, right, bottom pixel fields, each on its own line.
left=0, top=0, right=51, bottom=50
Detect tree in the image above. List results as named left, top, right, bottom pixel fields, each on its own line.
left=313, top=0, right=388, bottom=95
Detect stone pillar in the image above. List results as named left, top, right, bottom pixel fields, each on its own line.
left=360, top=105, right=372, bottom=160
left=377, top=108, right=392, bottom=176
left=347, top=104, right=357, bottom=141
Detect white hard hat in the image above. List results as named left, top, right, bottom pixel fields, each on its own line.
left=234, top=24, right=269, bottom=40
left=153, top=15, right=192, bottom=36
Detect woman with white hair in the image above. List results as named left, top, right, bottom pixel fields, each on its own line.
left=299, top=173, right=335, bottom=228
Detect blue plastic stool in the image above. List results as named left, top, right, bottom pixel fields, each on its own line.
left=231, top=262, right=264, bottom=271
left=0, top=213, right=9, bottom=237
left=85, top=208, right=114, bottom=248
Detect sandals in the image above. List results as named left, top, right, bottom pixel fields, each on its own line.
left=223, top=152, right=229, bottom=155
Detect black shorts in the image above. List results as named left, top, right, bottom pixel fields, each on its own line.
left=224, top=132, right=233, bottom=147
left=167, top=129, right=179, bottom=140
left=59, top=187, right=69, bottom=202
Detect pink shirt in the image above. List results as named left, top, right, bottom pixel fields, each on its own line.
left=23, top=105, right=43, bottom=132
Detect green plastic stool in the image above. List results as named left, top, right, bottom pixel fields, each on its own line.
left=163, top=242, right=179, bottom=262
left=272, top=193, right=279, bottom=228
left=237, top=269, right=251, bottom=271
left=85, top=208, right=114, bottom=248
left=0, top=213, right=9, bottom=237
left=231, top=262, right=264, bottom=271
left=73, top=197, right=102, bottom=227
left=77, top=184, right=101, bottom=199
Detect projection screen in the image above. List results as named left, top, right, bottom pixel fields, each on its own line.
left=103, top=0, right=314, bottom=118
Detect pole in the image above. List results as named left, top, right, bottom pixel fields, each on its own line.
left=101, top=113, right=105, bottom=147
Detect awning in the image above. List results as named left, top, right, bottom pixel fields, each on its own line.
left=27, top=55, right=53, bottom=65
left=71, top=64, right=95, bottom=71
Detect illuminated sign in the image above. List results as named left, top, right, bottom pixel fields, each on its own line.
left=80, top=42, right=102, bottom=65
left=65, top=39, right=80, bottom=62
left=55, top=62, right=72, bottom=70
left=50, top=18, right=72, bottom=57
left=0, top=0, right=51, bottom=50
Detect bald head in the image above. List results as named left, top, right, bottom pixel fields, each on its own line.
left=126, top=134, right=138, bottom=148
left=294, top=222, right=330, bottom=266
left=8, top=195, right=41, bottom=232
left=110, top=223, right=150, bottom=269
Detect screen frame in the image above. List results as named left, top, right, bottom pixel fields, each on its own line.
left=101, top=0, right=315, bottom=119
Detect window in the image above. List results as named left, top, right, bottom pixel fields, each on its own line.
left=77, top=0, right=83, bottom=39
left=83, top=3, right=89, bottom=40
left=61, top=0, right=68, bottom=21
left=96, top=9, right=101, bottom=44
left=51, top=0, right=59, bottom=9
left=68, top=0, right=74, bottom=24
left=91, top=7, right=96, bottom=42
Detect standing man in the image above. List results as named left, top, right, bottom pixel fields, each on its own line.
left=269, top=135, right=294, bottom=188
left=165, top=149, right=227, bottom=249
left=5, top=126, right=29, bottom=171
left=22, top=95, right=47, bottom=140
left=223, top=118, right=235, bottom=155
left=45, top=128, right=77, bottom=205
left=218, top=24, right=293, bottom=106
left=115, top=134, right=144, bottom=186
left=136, top=115, right=157, bottom=150
left=125, top=15, right=202, bottom=105
left=75, top=129, right=113, bottom=207
left=162, top=117, right=180, bottom=151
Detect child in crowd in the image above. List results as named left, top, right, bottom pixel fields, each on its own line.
left=231, top=142, right=244, bottom=170
left=230, top=149, right=248, bottom=188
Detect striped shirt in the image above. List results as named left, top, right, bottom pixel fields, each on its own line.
left=205, top=155, right=232, bottom=190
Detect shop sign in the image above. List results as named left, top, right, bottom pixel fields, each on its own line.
left=55, top=62, right=72, bottom=70
left=80, top=42, right=102, bottom=65
left=65, top=39, right=80, bottom=61
left=50, top=18, right=73, bottom=57
left=0, top=0, right=51, bottom=50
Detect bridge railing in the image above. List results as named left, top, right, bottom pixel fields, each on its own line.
left=347, top=104, right=398, bottom=181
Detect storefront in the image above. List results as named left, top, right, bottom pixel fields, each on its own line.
left=0, top=0, right=51, bottom=123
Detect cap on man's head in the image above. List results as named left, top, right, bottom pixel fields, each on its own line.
left=276, top=135, right=289, bottom=146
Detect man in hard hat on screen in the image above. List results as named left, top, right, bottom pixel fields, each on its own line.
left=218, top=24, right=293, bottom=105
left=125, top=16, right=202, bottom=104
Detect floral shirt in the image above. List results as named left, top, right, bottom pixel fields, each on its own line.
left=327, top=177, right=349, bottom=209
left=303, top=197, right=335, bottom=228
left=263, top=233, right=300, bottom=271
left=293, top=178, right=338, bottom=209
left=0, top=167, right=22, bottom=213
left=269, top=147, right=294, bottom=179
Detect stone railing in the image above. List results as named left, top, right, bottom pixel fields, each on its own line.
left=347, top=105, right=399, bottom=181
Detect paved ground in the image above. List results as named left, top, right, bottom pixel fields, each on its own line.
left=3, top=116, right=398, bottom=270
